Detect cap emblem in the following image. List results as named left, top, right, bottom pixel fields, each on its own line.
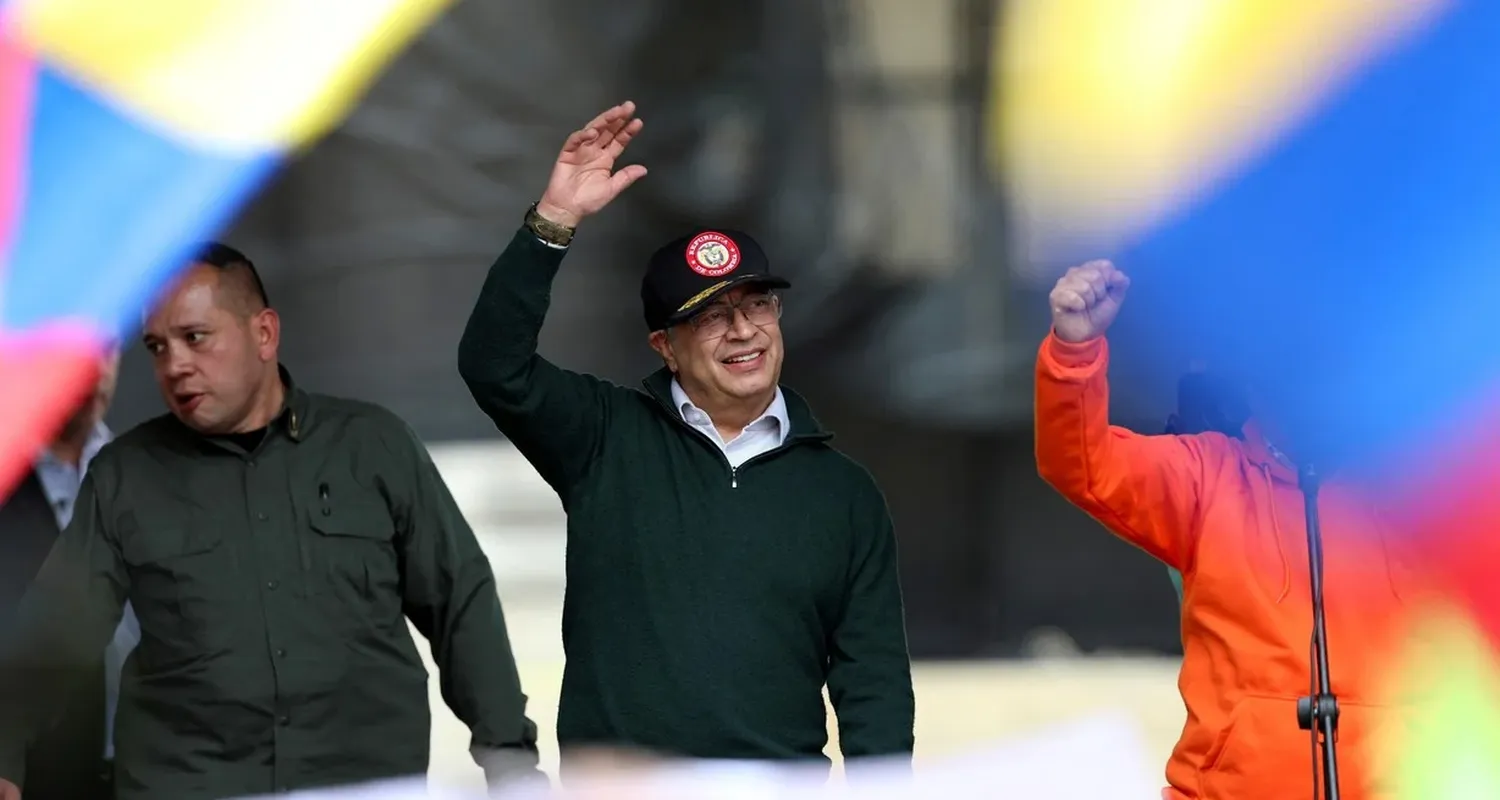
left=685, top=232, right=741, bottom=277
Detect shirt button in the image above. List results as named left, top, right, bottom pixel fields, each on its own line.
left=257, top=512, right=268, bottom=521
left=248, top=460, right=256, bottom=468
left=266, top=580, right=279, bottom=590
left=278, top=715, right=290, bottom=726
left=275, top=648, right=287, bottom=658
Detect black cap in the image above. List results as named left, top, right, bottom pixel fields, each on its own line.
left=640, top=228, right=791, bottom=331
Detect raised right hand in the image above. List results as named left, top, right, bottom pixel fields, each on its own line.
left=1049, top=259, right=1130, bottom=343
left=0, top=777, right=21, bottom=800
left=535, top=102, right=648, bottom=228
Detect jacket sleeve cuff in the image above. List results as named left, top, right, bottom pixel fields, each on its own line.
left=1041, top=331, right=1106, bottom=369
left=510, top=225, right=570, bottom=265
left=472, top=743, right=545, bottom=789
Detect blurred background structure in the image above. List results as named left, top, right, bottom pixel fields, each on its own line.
left=97, top=0, right=1195, bottom=786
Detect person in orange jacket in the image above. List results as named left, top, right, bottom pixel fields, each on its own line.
left=1035, top=260, right=1421, bottom=800
left=1163, top=368, right=1252, bottom=609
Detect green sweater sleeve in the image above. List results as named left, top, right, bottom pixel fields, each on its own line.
left=457, top=227, right=621, bottom=502
left=826, top=477, right=915, bottom=767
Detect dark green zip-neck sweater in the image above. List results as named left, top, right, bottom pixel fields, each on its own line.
left=458, top=227, right=914, bottom=767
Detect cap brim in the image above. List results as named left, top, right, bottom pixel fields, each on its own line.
left=665, top=274, right=791, bottom=327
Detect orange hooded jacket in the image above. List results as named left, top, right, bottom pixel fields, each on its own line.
left=1035, top=333, right=1420, bottom=800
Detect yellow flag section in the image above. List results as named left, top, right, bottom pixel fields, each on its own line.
left=9, top=0, right=452, bottom=151
left=988, top=0, right=1448, bottom=260
left=1373, top=604, right=1500, bottom=798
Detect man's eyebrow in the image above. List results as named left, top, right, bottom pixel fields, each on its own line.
left=141, top=322, right=207, bottom=340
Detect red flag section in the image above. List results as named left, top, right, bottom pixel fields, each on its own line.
left=1385, top=395, right=1500, bottom=648
left=0, top=327, right=103, bottom=499
left=0, top=26, right=59, bottom=503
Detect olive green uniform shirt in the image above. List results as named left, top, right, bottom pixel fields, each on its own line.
left=0, top=374, right=538, bottom=799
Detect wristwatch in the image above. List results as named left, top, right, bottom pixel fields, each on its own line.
left=524, top=202, right=576, bottom=248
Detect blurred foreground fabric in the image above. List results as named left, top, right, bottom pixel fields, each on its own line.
left=235, top=713, right=1157, bottom=799
left=993, top=0, right=1500, bottom=461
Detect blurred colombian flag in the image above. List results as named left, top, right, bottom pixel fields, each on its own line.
left=0, top=0, right=450, bottom=501
left=989, top=0, right=1500, bottom=453
left=989, top=0, right=1500, bottom=793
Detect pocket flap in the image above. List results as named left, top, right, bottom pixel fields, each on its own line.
left=122, top=523, right=223, bottom=565
left=310, top=499, right=396, bottom=541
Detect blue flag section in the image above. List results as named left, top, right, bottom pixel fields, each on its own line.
left=1120, top=1, right=1500, bottom=466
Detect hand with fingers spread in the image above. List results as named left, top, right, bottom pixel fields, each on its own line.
left=535, top=101, right=648, bottom=229
left=1049, top=259, right=1131, bottom=343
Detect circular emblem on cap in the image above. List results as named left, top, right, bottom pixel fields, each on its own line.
left=684, top=232, right=741, bottom=277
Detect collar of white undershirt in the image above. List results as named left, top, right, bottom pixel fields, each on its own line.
left=35, top=420, right=111, bottom=474
left=670, top=377, right=790, bottom=446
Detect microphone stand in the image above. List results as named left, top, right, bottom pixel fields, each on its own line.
left=1296, top=463, right=1341, bottom=800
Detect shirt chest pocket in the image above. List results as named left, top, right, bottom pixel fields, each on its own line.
left=121, top=523, right=230, bottom=648
left=306, top=491, right=403, bottom=627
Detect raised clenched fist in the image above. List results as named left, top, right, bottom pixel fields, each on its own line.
left=1049, top=260, right=1130, bottom=343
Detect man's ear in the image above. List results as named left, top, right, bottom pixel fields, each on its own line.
left=647, top=330, right=677, bottom=372
left=252, top=308, right=281, bottom=361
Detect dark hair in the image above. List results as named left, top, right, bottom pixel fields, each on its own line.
left=195, top=241, right=270, bottom=310
left=1164, top=371, right=1250, bottom=439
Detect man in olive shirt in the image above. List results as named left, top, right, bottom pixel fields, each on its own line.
left=459, top=103, right=914, bottom=774
left=0, top=245, right=540, bottom=799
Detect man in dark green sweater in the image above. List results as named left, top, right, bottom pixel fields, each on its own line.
left=458, top=102, right=915, bottom=774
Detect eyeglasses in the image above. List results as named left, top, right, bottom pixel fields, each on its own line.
left=686, top=292, right=782, bottom=340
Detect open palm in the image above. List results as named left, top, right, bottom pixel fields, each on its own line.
left=536, top=102, right=648, bottom=228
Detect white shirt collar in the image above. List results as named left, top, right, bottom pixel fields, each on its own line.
left=670, top=378, right=790, bottom=445
left=34, top=422, right=112, bottom=529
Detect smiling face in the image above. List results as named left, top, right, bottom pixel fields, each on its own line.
left=649, top=283, right=784, bottom=412
left=141, top=263, right=280, bottom=434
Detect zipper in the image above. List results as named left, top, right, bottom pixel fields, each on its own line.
left=661, top=419, right=740, bottom=486
left=694, top=424, right=819, bottom=489
left=722, top=435, right=820, bottom=488
left=731, top=445, right=799, bottom=486
left=665, top=405, right=804, bottom=489
left=642, top=376, right=828, bottom=489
